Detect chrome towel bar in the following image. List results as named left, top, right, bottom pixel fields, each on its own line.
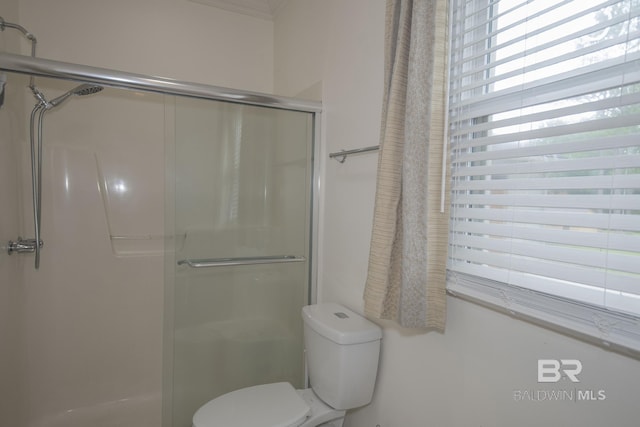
left=177, top=255, right=306, bottom=268
left=329, top=145, right=379, bottom=163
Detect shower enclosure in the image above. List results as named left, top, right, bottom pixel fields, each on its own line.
left=0, top=51, right=320, bottom=427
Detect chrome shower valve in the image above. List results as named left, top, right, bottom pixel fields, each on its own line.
left=7, top=237, right=43, bottom=255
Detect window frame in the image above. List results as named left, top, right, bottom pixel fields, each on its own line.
left=445, top=0, right=640, bottom=356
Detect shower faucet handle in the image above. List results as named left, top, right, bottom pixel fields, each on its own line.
left=7, top=237, right=43, bottom=255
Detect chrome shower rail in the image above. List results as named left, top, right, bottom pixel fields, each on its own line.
left=0, top=52, right=322, bottom=112
left=177, top=255, right=306, bottom=268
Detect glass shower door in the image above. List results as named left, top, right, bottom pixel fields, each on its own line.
left=167, top=97, right=314, bottom=427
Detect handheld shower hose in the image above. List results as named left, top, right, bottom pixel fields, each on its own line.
left=2, top=16, right=103, bottom=269
left=28, top=83, right=103, bottom=268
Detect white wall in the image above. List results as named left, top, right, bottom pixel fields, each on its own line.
left=273, top=1, right=640, bottom=426
left=274, top=0, right=385, bottom=307
left=18, top=0, right=274, bottom=92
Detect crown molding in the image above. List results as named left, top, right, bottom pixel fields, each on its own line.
left=189, top=0, right=288, bottom=21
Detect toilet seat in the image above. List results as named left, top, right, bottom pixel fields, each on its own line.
left=193, top=382, right=311, bottom=427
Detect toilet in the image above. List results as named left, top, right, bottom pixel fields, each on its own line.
left=192, top=302, right=382, bottom=427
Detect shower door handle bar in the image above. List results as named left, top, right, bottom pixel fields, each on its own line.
left=177, top=255, right=306, bottom=268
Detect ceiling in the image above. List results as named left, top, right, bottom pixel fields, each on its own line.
left=188, top=0, right=288, bottom=20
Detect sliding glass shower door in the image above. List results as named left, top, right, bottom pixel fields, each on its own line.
left=166, top=97, right=314, bottom=427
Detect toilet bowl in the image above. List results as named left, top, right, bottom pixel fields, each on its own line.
left=192, top=303, right=382, bottom=427
left=193, top=382, right=346, bottom=427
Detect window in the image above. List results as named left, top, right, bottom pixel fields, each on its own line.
left=447, top=0, right=640, bottom=352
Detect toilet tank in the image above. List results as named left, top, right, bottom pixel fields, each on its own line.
left=302, top=303, right=382, bottom=410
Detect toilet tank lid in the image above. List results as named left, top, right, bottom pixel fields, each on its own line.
left=302, top=303, right=382, bottom=345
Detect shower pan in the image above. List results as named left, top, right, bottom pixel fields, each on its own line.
left=0, top=47, right=320, bottom=427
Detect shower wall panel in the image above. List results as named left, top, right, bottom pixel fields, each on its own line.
left=20, top=80, right=165, bottom=427
left=0, top=53, right=28, bottom=427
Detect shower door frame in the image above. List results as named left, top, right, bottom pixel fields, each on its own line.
left=0, top=51, right=322, bottom=424
left=0, top=51, right=322, bottom=304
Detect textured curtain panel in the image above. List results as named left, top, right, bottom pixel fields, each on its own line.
left=364, top=0, right=449, bottom=330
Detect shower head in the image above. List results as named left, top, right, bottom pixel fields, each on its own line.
left=73, top=84, right=104, bottom=96
left=48, top=83, right=103, bottom=108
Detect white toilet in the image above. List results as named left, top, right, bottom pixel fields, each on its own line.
left=192, top=302, right=382, bottom=427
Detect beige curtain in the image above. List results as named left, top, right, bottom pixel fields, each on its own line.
left=364, top=0, right=450, bottom=330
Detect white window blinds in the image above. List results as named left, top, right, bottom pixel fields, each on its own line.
left=447, top=0, right=640, bottom=351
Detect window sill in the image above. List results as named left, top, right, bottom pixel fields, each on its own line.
left=447, top=271, right=640, bottom=360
